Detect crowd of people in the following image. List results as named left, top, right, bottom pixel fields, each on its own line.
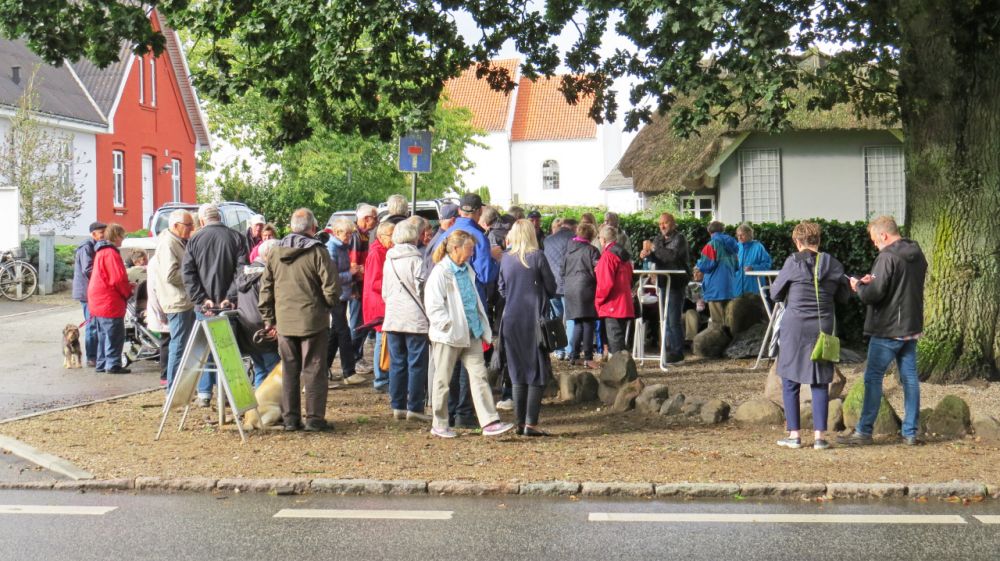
left=70, top=195, right=926, bottom=447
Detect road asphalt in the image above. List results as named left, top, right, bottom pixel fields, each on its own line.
left=0, top=490, right=998, bottom=560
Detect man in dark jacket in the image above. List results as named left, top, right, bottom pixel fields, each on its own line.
left=72, top=221, right=106, bottom=367
left=182, top=203, right=247, bottom=406
left=235, top=239, right=280, bottom=387
left=639, top=212, right=690, bottom=363
left=260, top=208, right=340, bottom=432
left=840, top=216, right=928, bottom=446
left=244, top=214, right=265, bottom=254
left=543, top=217, right=577, bottom=359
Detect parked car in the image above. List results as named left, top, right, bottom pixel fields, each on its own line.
left=325, top=198, right=459, bottom=231
left=122, top=201, right=259, bottom=254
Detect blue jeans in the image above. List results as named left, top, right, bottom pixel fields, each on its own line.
left=373, top=331, right=388, bottom=389
left=93, top=316, right=124, bottom=371
left=857, top=337, right=920, bottom=438
left=166, top=310, right=195, bottom=390
left=81, top=302, right=99, bottom=362
left=348, top=298, right=366, bottom=359
left=550, top=296, right=575, bottom=357
left=195, top=310, right=216, bottom=399
left=386, top=332, right=429, bottom=412
left=249, top=349, right=281, bottom=388
left=661, top=284, right=685, bottom=356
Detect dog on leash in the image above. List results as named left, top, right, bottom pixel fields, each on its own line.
left=242, top=363, right=283, bottom=430
left=62, top=324, right=82, bottom=369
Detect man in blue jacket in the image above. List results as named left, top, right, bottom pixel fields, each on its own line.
left=695, top=221, right=739, bottom=331
left=72, top=221, right=106, bottom=367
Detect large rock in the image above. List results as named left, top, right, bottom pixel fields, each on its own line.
left=725, top=293, right=766, bottom=336
left=842, top=381, right=901, bottom=436
left=611, top=378, right=645, bottom=413
left=559, top=371, right=599, bottom=403
left=599, top=351, right=638, bottom=388
left=764, top=363, right=846, bottom=406
left=725, top=323, right=768, bottom=359
left=924, top=395, right=971, bottom=439
left=635, top=384, right=670, bottom=415
left=918, top=407, right=933, bottom=436
left=681, top=400, right=704, bottom=417
left=693, top=325, right=732, bottom=358
left=598, top=382, right=619, bottom=406
left=839, top=347, right=864, bottom=363
left=660, top=394, right=686, bottom=416
left=701, top=399, right=731, bottom=424
left=827, top=398, right=845, bottom=432
left=733, top=399, right=785, bottom=425
left=972, top=413, right=1000, bottom=444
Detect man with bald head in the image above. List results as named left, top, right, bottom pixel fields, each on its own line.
left=639, top=212, right=690, bottom=364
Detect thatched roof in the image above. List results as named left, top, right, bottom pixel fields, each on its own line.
left=619, top=94, right=899, bottom=194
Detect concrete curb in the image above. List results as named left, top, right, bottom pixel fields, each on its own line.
left=0, top=435, right=93, bottom=481
left=0, top=476, right=996, bottom=502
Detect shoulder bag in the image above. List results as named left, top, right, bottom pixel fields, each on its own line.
left=810, top=253, right=841, bottom=363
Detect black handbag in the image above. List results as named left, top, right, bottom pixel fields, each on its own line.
left=537, top=301, right=568, bottom=352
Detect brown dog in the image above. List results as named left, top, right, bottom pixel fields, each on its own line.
left=62, top=324, right=82, bottom=369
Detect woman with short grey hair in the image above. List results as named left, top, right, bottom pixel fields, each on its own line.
left=385, top=194, right=409, bottom=224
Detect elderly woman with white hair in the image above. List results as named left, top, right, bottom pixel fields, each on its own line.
left=236, top=239, right=281, bottom=387
left=384, top=194, right=409, bottom=224
left=499, top=219, right=557, bottom=436
left=382, top=219, right=432, bottom=421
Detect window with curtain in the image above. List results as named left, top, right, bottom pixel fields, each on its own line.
left=542, top=159, right=560, bottom=190
left=112, top=150, right=125, bottom=207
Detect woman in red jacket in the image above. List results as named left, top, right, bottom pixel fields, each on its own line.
left=363, top=220, right=394, bottom=392
left=87, top=223, right=133, bottom=374
left=595, top=224, right=635, bottom=355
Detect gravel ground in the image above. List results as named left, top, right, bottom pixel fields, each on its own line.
left=1, top=356, right=997, bottom=484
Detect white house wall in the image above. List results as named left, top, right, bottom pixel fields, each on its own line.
left=716, top=130, right=903, bottom=224
left=459, top=131, right=511, bottom=207
left=510, top=138, right=607, bottom=207
left=603, top=187, right=643, bottom=213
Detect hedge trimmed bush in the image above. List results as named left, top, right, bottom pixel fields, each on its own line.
left=20, top=238, right=76, bottom=283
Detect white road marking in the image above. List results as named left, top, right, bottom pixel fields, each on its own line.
left=589, top=513, right=967, bottom=524
left=274, top=509, right=453, bottom=520
left=974, top=516, right=1000, bottom=524
left=0, top=505, right=117, bottom=516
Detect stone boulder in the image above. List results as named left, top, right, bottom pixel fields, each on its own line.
left=829, top=368, right=847, bottom=400
left=972, top=413, right=1000, bottom=444
left=598, top=383, right=619, bottom=406
left=558, top=371, right=599, bottom=403
left=701, top=399, right=731, bottom=424
left=660, top=394, right=686, bottom=416
left=693, top=325, right=732, bottom=359
left=611, top=378, right=645, bottom=413
left=827, top=398, right=845, bottom=432
left=733, top=399, right=785, bottom=425
left=725, top=294, right=766, bottom=336
left=681, top=400, right=704, bottom=417
left=765, top=363, right=846, bottom=406
left=763, top=362, right=783, bottom=405
left=635, top=384, right=670, bottom=415
left=842, top=381, right=901, bottom=436
left=924, top=395, right=971, bottom=439
left=725, top=323, right=768, bottom=359
left=918, top=407, right=933, bottom=436
left=599, top=351, right=638, bottom=389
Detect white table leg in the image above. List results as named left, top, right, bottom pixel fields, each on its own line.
left=659, top=276, right=670, bottom=371
left=752, top=277, right=774, bottom=370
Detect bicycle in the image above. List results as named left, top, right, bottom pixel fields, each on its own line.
left=0, top=247, right=38, bottom=301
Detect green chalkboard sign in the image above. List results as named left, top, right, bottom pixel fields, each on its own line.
left=204, top=318, right=257, bottom=415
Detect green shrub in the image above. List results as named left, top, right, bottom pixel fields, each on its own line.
left=125, top=229, right=150, bottom=238
left=19, top=239, right=76, bottom=283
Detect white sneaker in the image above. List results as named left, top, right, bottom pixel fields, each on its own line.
left=406, top=410, right=432, bottom=422
left=393, top=409, right=407, bottom=420
left=344, top=374, right=369, bottom=385
left=495, top=399, right=514, bottom=411
left=354, top=359, right=373, bottom=375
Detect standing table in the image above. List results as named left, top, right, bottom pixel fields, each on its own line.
left=632, top=270, right=686, bottom=371
left=745, top=270, right=781, bottom=369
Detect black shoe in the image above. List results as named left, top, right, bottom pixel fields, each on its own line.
left=303, top=420, right=332, bottom=432
left=283, top=421, right=304, bottom=431
left=836, top=431, right=874, bottom=446
left=515, top=425, right=525, bottom=436
left=902, top=436, right=924, bottom=446
left=523, top=426, right=551, bottom=437
left=665, top=353, right=685, bottom=364
left=106, top=366, right=131, bottom=374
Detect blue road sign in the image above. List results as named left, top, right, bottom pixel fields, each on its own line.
left=398, top=131, right=432, bottom=173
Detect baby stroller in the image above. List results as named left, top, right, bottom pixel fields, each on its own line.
left=122, top=280, right=163, bottom=367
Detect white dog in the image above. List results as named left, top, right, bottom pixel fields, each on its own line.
left=242, top=363, right=283, bottom=430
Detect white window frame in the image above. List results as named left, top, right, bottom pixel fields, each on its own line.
left=137, top=56, right=144, bottom=105
left=171, top=159, right=181, bottom=201
left=150, top=57, right=157, bottom=107
left=680, top=195, right=716, bottom=220
left=739, top=148, right=783, bottom=222
left=542, top=159, right=560, bottom=190
left=112, top=150, right=125, bottom=207
left=864, top=145, right=906, bottom=223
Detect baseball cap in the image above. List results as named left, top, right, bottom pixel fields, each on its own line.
left=249, top=214, right=266, bottom=226
left=459, top=193, right=483, bottom=212
left=89, top=221, right=107, bottom=232
left=439, top=203, right=459, bottom=220
left=527, top=210, right=542, bottom=219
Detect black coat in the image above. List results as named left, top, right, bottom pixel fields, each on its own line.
left=856, top=239, right=927, bottom=338
left=649, top=231, right=690, bottom=287
left=235, top=260, right=276, bottom=353
left=498, top=251, right=556, bottom=386
left=561, top=239, right=600, bottom=320
left=182, top=222, right=246, bottom=306
left=542, top=228, right=574, bottom=294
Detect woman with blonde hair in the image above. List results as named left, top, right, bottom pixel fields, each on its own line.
left=499, top=220, right=557, bottom=435
left=425, top=230, right=514, bottom=438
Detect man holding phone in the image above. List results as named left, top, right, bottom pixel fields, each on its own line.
left=839, top=216, right=927, bottom=446
left=639, top=213, right=689, bottom=363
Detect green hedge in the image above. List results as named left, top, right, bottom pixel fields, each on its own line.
left=543, top=211, right=877, bottom=344
left=19, top=238, right=77, bottom=283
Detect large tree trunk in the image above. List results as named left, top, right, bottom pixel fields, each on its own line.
left=897, top=0, right=1000, bottom=383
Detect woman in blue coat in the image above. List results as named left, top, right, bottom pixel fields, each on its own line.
left=734, top=223, right=772, bottom=297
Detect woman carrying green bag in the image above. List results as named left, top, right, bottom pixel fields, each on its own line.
left=769, top=222, right=851, bottom=450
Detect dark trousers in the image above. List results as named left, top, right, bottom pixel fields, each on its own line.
left=781, top=378, right=829, bottom=432
left=386, top=332, right=429, bottom=412
left=278, top=331, right=329, bottom=425
left=570, top=319, right=596, bottom=360
left=327, top=302, right=356, bottom=376
left=158, top=331, right=171, bottom=380
left=604, top=318, right=628, bottom=355
left=448, top=363, right=475, bottom=426
left=93, top=316, right=125, bottom=371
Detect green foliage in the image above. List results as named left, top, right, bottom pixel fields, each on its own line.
left=125, top=229, right=150, bottom=238
left=19, top=239, right=75, bottom=282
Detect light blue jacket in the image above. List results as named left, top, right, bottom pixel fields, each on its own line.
left=734, top=240, right=772, bottom=297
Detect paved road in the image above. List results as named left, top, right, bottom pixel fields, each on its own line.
left=0, top=491, right=997, bottom=560
left=0, top=303, right=159, bottom=421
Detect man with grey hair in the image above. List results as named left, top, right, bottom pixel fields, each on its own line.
left=384, top=194, right=409, bottom=224
left=182, top=203, right=248, bottom=406
left=326, top=217, right=361, bottom=382
left=153, top=209, right=196, bottom=390
left=260, top=208, right=340, bottom=432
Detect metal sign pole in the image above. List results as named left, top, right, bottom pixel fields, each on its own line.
left=410, top=173, right=417, bottom=216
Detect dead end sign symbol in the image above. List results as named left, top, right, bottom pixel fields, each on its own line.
left=407, top=145, right=423, bottom=168
left=398, top=131, right=432, bottom=173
